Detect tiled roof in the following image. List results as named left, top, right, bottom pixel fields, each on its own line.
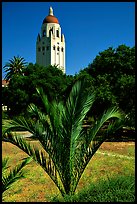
left=2, top=80, right=9, bottom=87
left=43, top=15, right=59, bottom=24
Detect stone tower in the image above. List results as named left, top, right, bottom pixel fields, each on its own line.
left=36, top=7, right=65, bottom=73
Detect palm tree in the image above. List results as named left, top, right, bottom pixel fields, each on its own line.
left=3, top=56, right=27, bottom=82
left=2, top=80, right=124, bottom=197
left=2, top=156, right=33, bottom=194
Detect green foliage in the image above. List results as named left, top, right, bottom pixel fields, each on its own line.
left=4, top=63, right=73, bottom=117
left=88, top=45, right=135, bottom=77
left=2, top=156, right=33, bottom=194
left=3, top=44, right=134, bottom=128
left=2, top=80, right=124, bottom=197
left=114, top=74, right=135, bottom=126
left=2, top=111, right=9, bottom=119
left=3, top=56, right=27, bottom=81
left=52, top=174, right=135, bottom=202
left=79, top=45, right=135, bottom=127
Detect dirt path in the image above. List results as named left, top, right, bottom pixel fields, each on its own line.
left=97, top=150, right=134, bottom=160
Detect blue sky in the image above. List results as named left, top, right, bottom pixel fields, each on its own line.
left=2, top=2, right=135, bottom=78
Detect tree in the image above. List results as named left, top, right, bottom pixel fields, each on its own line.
left=3, top=56, right=27, bottom=82
left=82, top=45, right=135, bottom=127
left=5, top=63, right=73, bottom=117
left=3, top=74, right=30, bottom=117
left=2, top=80, right=124, bottom=197
left=24, top=63, right=71, bottom=102
left=87, top=45, right=135, bottom=78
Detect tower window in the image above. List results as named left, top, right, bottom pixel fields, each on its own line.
left=57, top=46, right=60, bottom=51
left=43, top=30, right=46, bottom=37
left=56, top=30, right=59, bottom=37
left=43, top=53, right=44, bottom=55
left=53, top=45, right=55, bottom=50
left=61, top=47, right=64, bottom=52
left=38, top=47, right=41, bottom=52
left=49, top=27, right=53, bottom=35
left=42, top=47, right=45, bottom=51
left=46, top=46, right=49, bottom=50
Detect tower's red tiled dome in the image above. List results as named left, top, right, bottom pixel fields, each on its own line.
left=43, top=15, right=59, bottom=24
left=43, top=7, right=59, bottom=24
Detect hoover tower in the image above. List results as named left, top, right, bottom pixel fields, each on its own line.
left=36, top=7, right=65, bottom=73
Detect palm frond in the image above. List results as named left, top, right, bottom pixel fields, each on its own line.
left=86, top=107, right=122, bottom=144
left=69, top=107, right=124, bottom=193
left=2, top=157, right=10, bottom=172
left=2, top=79, right=125, bottom=197
left=3, top=132, right=66, bottom=196
left=106, top=116, right=125, bottom=136
left=64, top=80, right=95, bottom=185
left=36, top=87, right=65, bottom=137
left=2, top=156, right=33, bottom=193
left=3, top=56, right=27, bottom=81
left=2, top=117, right=35, bottom=137
left=36, top=87, right=50, bottom=114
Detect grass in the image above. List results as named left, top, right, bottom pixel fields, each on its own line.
left=52, top=174, right=135, bottom=202
left=2, top=139, right=135, bottom=202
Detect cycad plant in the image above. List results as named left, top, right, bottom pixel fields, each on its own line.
left=2, top=156, right=33, bottom=194
left=2, top=80, right=124, bottom=197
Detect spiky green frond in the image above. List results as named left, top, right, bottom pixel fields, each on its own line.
left=70, top=107, right=123, bottom=192
left=3, top=56, right=27, bottom=81
left=2, top=156, right=33, bottom=193
left=61, top=80, right=96, bottom=193
left=2, top=117, right=35, bottom=137
left=36, top=87, right=65, bottom=137
left=87, top=106, right=122, bottom=144
left=2, top=79, right=125, bottom=197
left=2, top=157, right=9, bottom=173
left=3, top=132, right=66, bottom=196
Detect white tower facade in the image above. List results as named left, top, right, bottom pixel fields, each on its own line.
left=36, top=7, right=65, bottom=73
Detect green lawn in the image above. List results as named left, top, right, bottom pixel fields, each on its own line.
left=2, top=140, right=135, bottom=202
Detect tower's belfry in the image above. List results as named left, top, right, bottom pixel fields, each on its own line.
left=36, top=7, right=65, bottom=73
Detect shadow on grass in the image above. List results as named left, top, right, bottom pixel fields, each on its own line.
left=51, top=174, right=135, bottom=202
